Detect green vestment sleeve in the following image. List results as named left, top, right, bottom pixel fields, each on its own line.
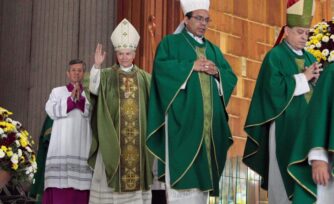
left=288, top=63, right=334, bottom=204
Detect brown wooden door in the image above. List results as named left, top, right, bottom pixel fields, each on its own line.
left=117, top=0, right=183, bottom=73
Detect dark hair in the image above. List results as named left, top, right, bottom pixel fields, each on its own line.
left=185, top=12, right=193, bottom=19
left=68, top=59, right=86, bottom=71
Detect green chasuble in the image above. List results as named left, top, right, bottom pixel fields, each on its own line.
left=88, top=64, right=153, bottom=192
left=147, top=29, right=237, bottom=196
left=288, top=63, right=334, bottom=204
left=29, top=116, right=53, bottom=203
left=242, top=40, right=316, bottom=198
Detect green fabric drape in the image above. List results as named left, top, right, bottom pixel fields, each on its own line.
left=288, top=63, right=334, bottom=204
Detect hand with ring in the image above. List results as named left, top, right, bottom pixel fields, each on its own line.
left=193, top=58, right=218, bottom=76
left=193, top=57, right=206, bottom=72
left=304, top=62, right=323, bottom=82
left=202, top=60, right=218, bottom=76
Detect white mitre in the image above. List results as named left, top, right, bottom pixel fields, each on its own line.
left=110, top=18, right=140, bottom=51
left=180, top=0, right=210, bottom=14
left=174, top=0, right=210, bottom=34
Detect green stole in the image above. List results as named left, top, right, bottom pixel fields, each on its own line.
left=118, top=70, right=142, bottom=191
left=242, top=41, right=316, bottom=198
left=147, top=29, right=237, bottom=196
left=195, top=46, right=213, bottom=178
left=288, top=63, right=334, bottom=204
left=88, top=65, right=153, bottom=192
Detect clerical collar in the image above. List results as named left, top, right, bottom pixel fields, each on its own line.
left=284, top=40, right=303, bottom=56
left=120, top=64, right=134, bottom=72
left=186, top=30, right=204, bottom=44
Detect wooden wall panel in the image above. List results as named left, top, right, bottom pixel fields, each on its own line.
left=118, top=0, right=182, bottom=73
left=267, top=0, right=285, bottom=26
left=248, top=0, right=267, bottom=23
left=313, top=0, right=332, bottom=23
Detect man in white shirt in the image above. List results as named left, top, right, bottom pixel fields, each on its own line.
left=43, top=59, right=92, bottom=204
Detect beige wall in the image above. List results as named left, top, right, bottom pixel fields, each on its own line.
left=0, top=0, right=117, bottom=141
left=0, top=0, right=33, bottom=135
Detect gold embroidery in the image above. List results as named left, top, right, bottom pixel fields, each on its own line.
left=119, top=71, right=141, bottom=192
left=196, top=47, right=213, bottom=180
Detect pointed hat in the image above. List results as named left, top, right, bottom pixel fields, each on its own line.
left=287, top=0, right=315, bottom=28
left=110, top=18, right=140, bottom=51
left=180, top=0, right=210, bottom=15
left=274, top=0, right=315, bottom=46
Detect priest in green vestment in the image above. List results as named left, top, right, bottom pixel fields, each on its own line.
left=88, top=19, right=153, bottom=204
left=288, top=63, right=334, bottom=204
left=146, top=0, right=237, bottom=203
left=288, top=19, right=334, bottom=204
left=242, top=0, right=322, bottom=204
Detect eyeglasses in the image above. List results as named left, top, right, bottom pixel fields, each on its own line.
left=191, top=15, right=211, bottom=24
